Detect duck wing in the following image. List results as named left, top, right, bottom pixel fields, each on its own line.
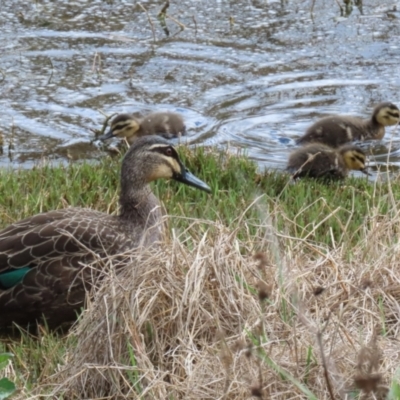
left=0, top=208, right=127, bottom=328
left=0, top=255, right=91, bottom=328
left=0, top=208, right=123, bottom=273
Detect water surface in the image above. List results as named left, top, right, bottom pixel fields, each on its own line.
left=1, top=0, right=400, bottom=176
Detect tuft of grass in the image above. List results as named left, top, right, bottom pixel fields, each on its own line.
left=388, top=370, right=400, bottom=399
left=0, top=328, right=72, bottom=395
left=0, top=353, right=15, bottom=399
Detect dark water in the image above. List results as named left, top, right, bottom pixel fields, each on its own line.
left=1, top=0, right=400, bottom=176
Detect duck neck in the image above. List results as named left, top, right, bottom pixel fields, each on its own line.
left=368, top=115, right=381, bottom=127
left=365, top=116, right=384, bottom=139
left=118, top=183, right=162, bottom=228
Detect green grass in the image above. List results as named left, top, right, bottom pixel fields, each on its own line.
left=0, top=146, right=398, bottom=251
left=0, top=329, right=70, bottom=394
left=0, top=353, right=16, bottom=399
left=1, top=147, right=400, bottom=397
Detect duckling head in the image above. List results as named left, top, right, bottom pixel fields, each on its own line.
left=121, top=135, right=211, bottom=193
left=374, top=102, right=400, bottom=126
left=98, top=114, right=141, bottom=143
left=339, top=145, right=369, bottom=174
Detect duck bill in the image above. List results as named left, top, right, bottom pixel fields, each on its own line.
left=97, top=129, right=115, bottom=142
left=361, top=168, right=371, bottom=176
left=176, top=168, right=211, bottom=193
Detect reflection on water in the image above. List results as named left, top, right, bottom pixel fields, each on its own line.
left=1, top=0, right=400, bottom=179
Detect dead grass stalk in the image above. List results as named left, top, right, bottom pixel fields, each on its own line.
left=19, top=199, right=400, bottom=399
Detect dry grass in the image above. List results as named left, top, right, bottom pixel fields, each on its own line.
left=12, top=198, right=400, bottom=399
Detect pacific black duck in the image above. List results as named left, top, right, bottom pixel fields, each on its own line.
left=98, top=111, right=186, bottom=145
left=0, top=136, right=210, bottom=329
left=297, top=102, right=400, bottom=147
left=287, top=143, right=369, bottom=180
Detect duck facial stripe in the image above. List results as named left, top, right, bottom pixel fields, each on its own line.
left=148, top=163, right=175, bottom=181
left=149, top=144, right=179, bottom=158
left=354, top=154, right=366, bottom=164
left=386, top=111, right=400, bottom=119
left=112, top=121, right=131, bottom=130
left=149, top=144, right=182, bottom=174
left=113, top=121, right=140, bottom=134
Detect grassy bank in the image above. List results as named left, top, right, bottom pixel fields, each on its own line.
left=1, top=147, right=400, bottom=399
left=0, top=147, right=398, bottom=248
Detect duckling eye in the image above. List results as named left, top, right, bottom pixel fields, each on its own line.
left=165, top=147, right=173, bottom=157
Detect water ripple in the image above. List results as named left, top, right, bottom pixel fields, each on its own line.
left=0, top=0, right=399, bottom=177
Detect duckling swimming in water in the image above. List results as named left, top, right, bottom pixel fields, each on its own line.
left=98, top=112, right=186, bottom=145
left=287, top=143, right=369, bottom=180
left=297, top=102, right=400, bottom=147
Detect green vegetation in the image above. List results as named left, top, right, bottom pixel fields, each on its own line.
left=0, top=353, right=15, bottom=399
left=0, top=146, right=398, bottom=249
left=1, top=147, right=399, bottom=399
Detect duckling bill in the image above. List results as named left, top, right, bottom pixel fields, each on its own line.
left=287, top=143, right=369, bottom=180
left=0, top=135, right=210, bottom=330
left=98, top=111, right=186, bottom=145
left=297, top=102, right=400, bottom=147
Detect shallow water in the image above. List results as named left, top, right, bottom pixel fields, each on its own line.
left=1, top=0, right=400, bottom=177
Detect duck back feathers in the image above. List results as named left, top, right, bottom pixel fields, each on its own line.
left=287, top=143, right=367, bottom=180
left=139, top=112, right=186, bottom=138
left=297, top=102, right=399, bottom=147
left=99, top=112, right=186, bottom=145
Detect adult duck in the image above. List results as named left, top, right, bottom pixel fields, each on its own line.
left=0, top=136, right=210, bottom=329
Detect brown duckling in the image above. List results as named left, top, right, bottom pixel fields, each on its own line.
left=98, top=111, right=186, bottom=145
left=287, top=143, right=369, bottom=180
left=297, top=102, right=400, bottom=147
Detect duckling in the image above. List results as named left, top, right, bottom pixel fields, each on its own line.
left=98, top=112, right=186, bottom=145
left=297, top=102, right=400, bottom=147
left=287, top=143, right=368, bottom=180
left=0, top=136, right=210, bottom=330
